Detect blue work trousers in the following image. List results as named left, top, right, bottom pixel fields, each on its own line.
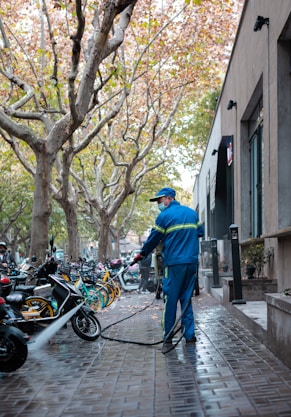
left=162, top=263, right=197, bottom=341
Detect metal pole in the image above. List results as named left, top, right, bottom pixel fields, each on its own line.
left=229, top=224, right=246, bottom=304
left=211, top=238, right=221, bottom=288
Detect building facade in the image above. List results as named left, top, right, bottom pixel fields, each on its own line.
left=194, top=0, right=291, bottom=292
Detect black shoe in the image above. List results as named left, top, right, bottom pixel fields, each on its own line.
left=185, top=336, right=197, bottom=344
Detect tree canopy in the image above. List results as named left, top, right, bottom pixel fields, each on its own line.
left=0, top=0, right=243, bottom=260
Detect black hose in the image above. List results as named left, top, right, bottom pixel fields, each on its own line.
left=100, top=282, right=193, bottom=354
left=100, top=292, right=163, bottom=346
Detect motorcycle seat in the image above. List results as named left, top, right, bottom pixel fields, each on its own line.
left=9, top=274, right=27, bottom=281
left=13, top=284, right=35, bottom=297
left=16, top=284, right=35, bottom=291
left=6, top=293, right=26, bottom=304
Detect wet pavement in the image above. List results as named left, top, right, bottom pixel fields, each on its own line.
left=1, top=290, right=291, bottom=417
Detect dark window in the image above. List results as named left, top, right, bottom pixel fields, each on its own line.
left=249, top=123, right=264, bottom=237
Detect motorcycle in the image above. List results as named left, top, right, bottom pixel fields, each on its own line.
left=119, top=266, right=141, bottom=290
left=0, top=257, right=60, bottom=317
left=0, top=257, right=58, bottom=307
left=2, top=272, right=102, bottom=342
left=12, top=256, right=58, bottom=287
left=111, top=260, right=159, bottom=292
left=112, top=263, right=156, bottom=292
left=0, top=296, right=30, bottom=372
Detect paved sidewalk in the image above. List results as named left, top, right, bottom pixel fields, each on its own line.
left=1, top=290, right=291, bottom=417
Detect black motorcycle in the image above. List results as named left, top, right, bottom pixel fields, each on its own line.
left=0, top=296, right=30, bottom=372
left=2, top=272, right=102, bottom=342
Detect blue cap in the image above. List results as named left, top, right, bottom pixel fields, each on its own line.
left=149, top=187, right=176, bottom=202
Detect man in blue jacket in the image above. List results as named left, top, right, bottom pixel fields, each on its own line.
left=134, top=187, right=204, bottom=348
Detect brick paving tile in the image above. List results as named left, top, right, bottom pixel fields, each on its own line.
left=0, top=290, right=291, bottom=417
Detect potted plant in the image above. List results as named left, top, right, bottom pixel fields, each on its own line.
left=246, top=263, right=256, bottom=279
left=241, top=243, right=269, bottom=279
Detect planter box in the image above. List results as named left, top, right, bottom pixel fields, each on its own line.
left=222, top=277, right=278, bottom=303
left=266, top=293, right=291, bottom=369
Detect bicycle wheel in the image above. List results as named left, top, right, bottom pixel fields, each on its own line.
left=94, top=283, right=109, bottom=307
left=81, top=287, right=105, bottom=311
left=96, top=280, right=115, bottom=306
left=104, top=283, right=116, bottom=306
left=112, top=280, right=121, bottom=298
left=22, top=296, right=54, bottom=318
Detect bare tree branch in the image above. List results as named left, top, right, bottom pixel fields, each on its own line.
left=75, top=1, right=137, bottom=119
left=0, top=129, right=36, bottom=176
left=68, top=0, right=85, bottom=122
left=0, top=110, right=39, bottom=149
left=42, top=0, right=65, bottom=113
left=0, top=69, right=35, bottom=111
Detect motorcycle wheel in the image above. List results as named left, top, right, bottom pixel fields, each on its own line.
left=71, top=311, right=101, bottom=341
left=0, top=330, right=28, bottom=372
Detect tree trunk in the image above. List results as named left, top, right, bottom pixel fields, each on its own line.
left=62, top=201, right=80, bottom=261
left=114, top=238, right=120, bottom=259
left=53, top=150, right=81, bottom=262
left=98, top=215, right=111, bottom=262
left=29, top=152, right=51, bottom=262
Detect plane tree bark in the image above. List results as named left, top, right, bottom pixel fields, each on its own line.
left=0, top=0, right=138, bottom=261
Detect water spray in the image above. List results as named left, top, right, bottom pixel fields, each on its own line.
left=29, top=302, right=84, bottom=351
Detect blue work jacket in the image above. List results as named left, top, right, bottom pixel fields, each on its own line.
left=141, top=200, right=204, bottom=266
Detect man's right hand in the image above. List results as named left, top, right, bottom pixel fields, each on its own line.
left=133, top=253, right=144, bottom=263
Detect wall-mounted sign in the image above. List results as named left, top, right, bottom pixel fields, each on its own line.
left=227, top=142, right=233, bottom=166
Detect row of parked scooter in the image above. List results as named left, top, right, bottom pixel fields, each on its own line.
left=0, top=248, right=102, bottom=373
left=57, top=256, right=150, bottom=293
left=0, top=240, right=163, bottom=373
